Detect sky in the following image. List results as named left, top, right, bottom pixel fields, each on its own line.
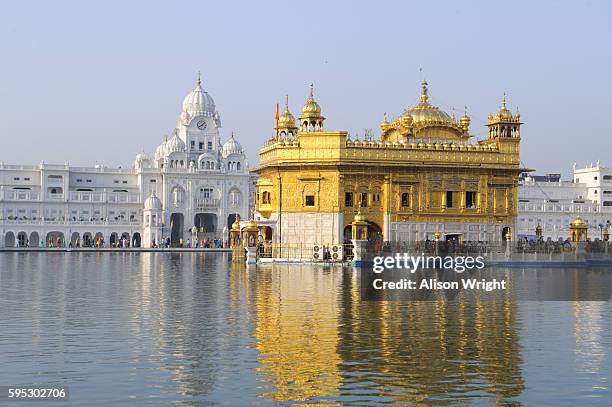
left=0, top=0, right=610, bottom=177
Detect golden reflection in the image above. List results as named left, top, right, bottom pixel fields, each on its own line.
left=249, top=265, right=525, bottom=404
left=253, top=264, right=342, bottom=404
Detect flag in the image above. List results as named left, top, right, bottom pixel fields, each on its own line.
left=275, top=102, right=279, bottom=130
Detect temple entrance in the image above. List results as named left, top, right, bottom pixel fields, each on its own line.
left=170, top=213, right=184, bottom=247
left=194, top=213, right=217, bottom=243
left=132, top=232, right=141, bottom=248
left=83, top=232, right=92, bottom=247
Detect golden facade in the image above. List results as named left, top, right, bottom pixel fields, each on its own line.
left=255, top=82, right=523, bottom=245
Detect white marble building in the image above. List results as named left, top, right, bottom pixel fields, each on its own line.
left=517, top=162, right=612, bottom=240
left=0, top=75, right=251, bottom=248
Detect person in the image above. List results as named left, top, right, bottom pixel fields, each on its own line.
left=187, top=238, right=191, bottom=248
left=179, top=238, right=183, bottom=248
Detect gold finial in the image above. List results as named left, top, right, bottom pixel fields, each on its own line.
left=502, top=92, right=507, bottom=109
left=197, top=71, right=202, bottom=86
left=285, top=94, right=289, bottom=110
left=309, top=83, right=314, bottom=98
left=383, top=112, right=388, bottom=122
left=420, top=79, right=429, bottom=105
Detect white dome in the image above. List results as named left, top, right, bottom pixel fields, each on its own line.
left=182, top=74, right=216, bottom=117
left=166, top=133, right=185, bottom=153
left=154, top=142, right=166, bottom=160
left=144, top=191, right=162, bottom=210
left=222, top=133, right=243, bottom=157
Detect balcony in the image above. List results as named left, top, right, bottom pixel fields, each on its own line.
left=1, top=218, right=141, bottom=226
left=69, top=191, right=105, bottom=202
left=195, top=198, right=219, bottom=210
left=1, top=191, right=40, bottom=201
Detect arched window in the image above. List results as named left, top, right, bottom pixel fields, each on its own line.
left=401, top=193, right=409, bottom=207
left=236, top=162, right=241, bottom=171
left=172, top=187, right=184, bottom=206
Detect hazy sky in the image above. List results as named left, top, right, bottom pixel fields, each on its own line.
left=1, top=0, right=610, bottom=177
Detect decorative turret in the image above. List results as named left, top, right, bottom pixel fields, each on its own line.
left=459, top=107, right=470, bottom=133
left=277, top=95, right=298, bottom=138
left=299, top=84, right=325, bottom=132
left=487, top=93, right=522, bottom=139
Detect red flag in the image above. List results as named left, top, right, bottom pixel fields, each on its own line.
left=275, top=102, right=279, bottom=130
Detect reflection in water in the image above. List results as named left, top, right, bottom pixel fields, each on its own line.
left=0, top=253, right=610, bottom=406
left=247, top=264, right=525, bottom=405
left=250, top=264, right=342, bottom=403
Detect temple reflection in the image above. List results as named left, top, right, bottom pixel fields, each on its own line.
left=251, top=264, right=525, bottom=405
left=252, top=263, right=342, bottom=403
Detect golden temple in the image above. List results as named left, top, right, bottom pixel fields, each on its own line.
left=255, top=81, right=523, bottom=246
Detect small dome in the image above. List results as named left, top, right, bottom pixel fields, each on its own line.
left=494, top=94, right=514, bottom=120
left=154, top=141, right=166, bottom=160
left=278, top=100, right=296, bottom=129
left=144, top=191, right=162, bottom=210
left=166, top=132, right=185, bottom=153
left=301, top=84, right=322, bottom=118
left=182, top=73, right=216, bottom=117
left=222, top=133, right=243, bottom=157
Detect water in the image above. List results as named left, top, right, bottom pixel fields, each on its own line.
left=0, top=252, right=610, bottom=406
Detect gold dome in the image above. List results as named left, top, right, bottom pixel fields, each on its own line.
left=231, top=214, right=241, bottom=231
left=494, top=94, right=514, bottom=120
left=278, top=96, right=296, bottom=128
left=244, top=218, right=259, bottom=232
left=301, top=84, right=322, bottom=117
left=401, top=80, right=455, bottom=126
left=571, top=216, right=586, bottom=227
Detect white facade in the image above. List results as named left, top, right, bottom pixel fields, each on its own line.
left=518, top=164, right=612, bottom=240
left=0, top=76, right=251, bottom=248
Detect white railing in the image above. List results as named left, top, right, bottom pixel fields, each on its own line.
left=195, top=198, right=220, bottom=209
left=2, top=191, right=40, bottom=201
left=1, top=219, right=141, bottom=226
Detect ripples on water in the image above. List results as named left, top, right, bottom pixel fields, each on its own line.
left=0, top=252, right=610, bottom=406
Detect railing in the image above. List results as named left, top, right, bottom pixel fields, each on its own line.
left=69, top=191, right=106, bottom=202
left=256, top=243, right=352, bottom=262
left=1, top=219, right=141, bottom=226
left=195, top=198, right=219, bottom=209
left=2, top=191, right=40, bottom=201
left=107, top=193, right=140, bottom=203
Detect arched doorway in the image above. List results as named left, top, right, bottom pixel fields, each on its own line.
left=4, top=232, right=15, bottom=248
left=30, top=232, right=40, bottom=248
left=261, top=226, right=273, bottom=241
left=109, top=232, right=118, bottom=247
left=46, top=231, right=65, bottom=248
left=170, top=213, right=184, bottom=247
left=83, top=232, right=93, bottom=247
left=17, top=232, right=28, bottom=247
left=94, top=232, right=104, bottom=247
left=132, top=232, right=141, bottom=248
left=368, top=222, right=382, bottom=241
left=343, top=225, right=352, bottom=242
left=70, top=232, right=80, bottom=247
left=194, top=213, right=217, bottom=242
left=120, top=232, right=130, bottom=248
